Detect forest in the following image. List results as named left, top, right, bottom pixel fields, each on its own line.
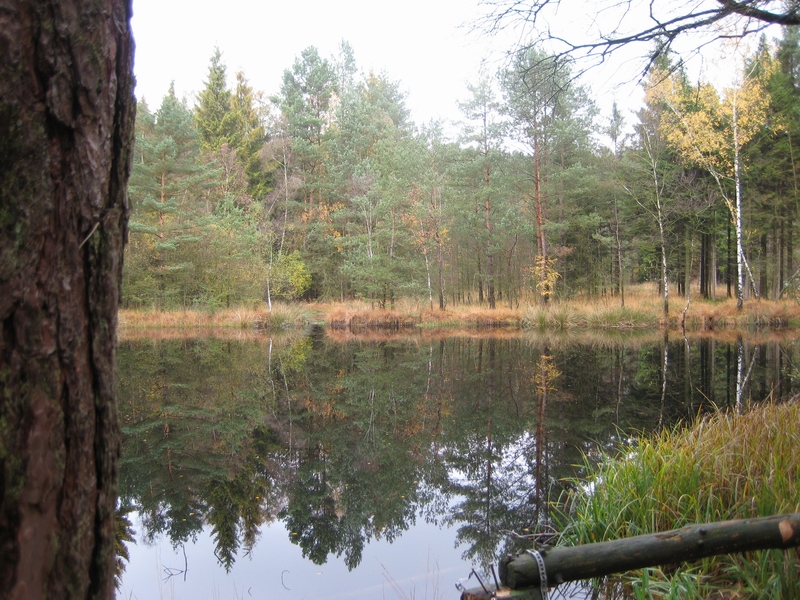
left=123, top=31, right=800, bottom=313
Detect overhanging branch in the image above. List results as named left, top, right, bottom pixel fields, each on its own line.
left=476, top=1, right=798, bottom=78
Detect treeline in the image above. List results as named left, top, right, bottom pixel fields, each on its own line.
left=123, top=33, right=800, bottom=310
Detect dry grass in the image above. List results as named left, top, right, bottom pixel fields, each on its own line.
left=117, top=327, right=268, bottom=342
left=523, top=285, right=800, bottom=332
left=325, top=306, right=422, bottom=331
left=119, top=304, right=317, bottom=332
left=312, top=299, right=523, bottom=332
left=119, top=307, right=264, bottom=329
left=118, top=286, right=800, bottom=333
left=324, top=327, right=527, bottom=344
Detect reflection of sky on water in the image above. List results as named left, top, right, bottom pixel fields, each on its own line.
left=120, top=512, right=592, bottom=599
left=117, top=335, right=798, bottom=598
left=120, top=511, right=467, bottom=599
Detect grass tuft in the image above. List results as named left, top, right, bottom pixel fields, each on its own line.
left=252, top=304, right=315, bottom=329
left=522, top=302, right=658, bottom=330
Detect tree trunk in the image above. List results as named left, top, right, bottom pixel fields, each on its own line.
left=484, top=125, right=495, bottom=310
left=710, top=225, right=717, bottom=300
left=614, top=197, right=624, bottom=307
left=733, top=94, right=745, bottom=310
left=779, top=215, right=785, bottom=297
left=727, top=222, right=733, bottom=298
left=533, top=137, right=547, bottom=258
left=700, top=232, right=709, bottom=298
left=0, top=1, right=135, bottom=598
left=760, top=232, right=768, bottom=299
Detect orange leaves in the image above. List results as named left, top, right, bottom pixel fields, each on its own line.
left=300, top=201, right=344, bottom=224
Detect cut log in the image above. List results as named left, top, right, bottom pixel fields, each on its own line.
left=504, top=512, right=800, bottom=589
left=460, top=513, right=800, bottom=599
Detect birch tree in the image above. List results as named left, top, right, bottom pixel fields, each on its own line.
left=629, top=105, right=676, bottom=316
left=652, top=59, right=772, bottom=308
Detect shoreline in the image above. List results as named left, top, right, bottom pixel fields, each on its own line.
left=118, top=296, right=800, bottom=334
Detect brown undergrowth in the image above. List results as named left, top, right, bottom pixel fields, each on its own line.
left=119, top=287, right=800, bottom=333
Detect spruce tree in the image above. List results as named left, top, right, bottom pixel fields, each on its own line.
left=195, top=47, right=235, bottom=152
left=230, top=70, right=270, bottom=198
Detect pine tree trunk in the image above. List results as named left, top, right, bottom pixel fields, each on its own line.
left=485, top=158, right=495, bottom=310
left=0, top=1, right=135, bottom=598
left=700, top=232, right=709, bottom=299
left=711, top=226, right=717, bottom=300
left=760, top=232, right=768, bottom=299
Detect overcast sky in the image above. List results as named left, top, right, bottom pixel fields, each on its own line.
left=132, top=0, right=785, bottom=139
left=131, top=0, right=510, bottom=124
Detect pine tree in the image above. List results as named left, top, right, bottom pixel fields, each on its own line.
left=458, top=70, right=507, bottom=308
left=327, top=72, right=421, bottom=306
left=274, top=46, right=337, bottom=205
left=500, top=47, right=596, bottom=302
left=126, top=86, right=218, bottom=307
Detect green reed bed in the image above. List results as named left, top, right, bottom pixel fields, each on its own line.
left=558, top=401, right=800, bottom=598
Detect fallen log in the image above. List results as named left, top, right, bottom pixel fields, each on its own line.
left=459, top=512, right=800, bottom=599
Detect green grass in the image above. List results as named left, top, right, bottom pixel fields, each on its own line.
left=557, top=400, right=800, bottom=598
left=522, top=304, right=658, bottom=330
left=252, top=303, right=315, bottom=329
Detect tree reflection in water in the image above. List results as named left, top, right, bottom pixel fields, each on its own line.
left=117, top=330, right=800, bottom=577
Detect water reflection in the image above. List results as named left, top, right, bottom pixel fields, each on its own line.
left=117, top=330, right=800, bottom=586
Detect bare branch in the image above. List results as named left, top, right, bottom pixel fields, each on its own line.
left=717, top=0, right=800, bottom=25
left=476, top=0, right=797, bottom=78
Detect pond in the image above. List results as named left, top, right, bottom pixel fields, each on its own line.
left=116, top=328, right=800, bottom=599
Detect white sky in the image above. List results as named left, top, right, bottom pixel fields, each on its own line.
left=132, top=0, right=776, bottom=137
left=131, top=0, right=508, bottom=125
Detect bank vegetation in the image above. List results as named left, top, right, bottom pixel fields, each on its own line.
left=118, top=284, right=800, bottom=334
left=558, top=400, right=800, bottom=598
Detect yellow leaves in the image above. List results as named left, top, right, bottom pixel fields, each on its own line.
left=725, top=83, right=770, bottom=148
left=528, top=254, right=560, bottom=298
left=533, top=353, right=560, bottom=396
left=649, top=67, right=771, bottom=178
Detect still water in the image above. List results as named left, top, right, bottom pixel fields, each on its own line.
left=116, top=328, right=800, bottom=599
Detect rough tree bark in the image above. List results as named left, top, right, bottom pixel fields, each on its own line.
left=0, top=1, right=135, bottom=598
